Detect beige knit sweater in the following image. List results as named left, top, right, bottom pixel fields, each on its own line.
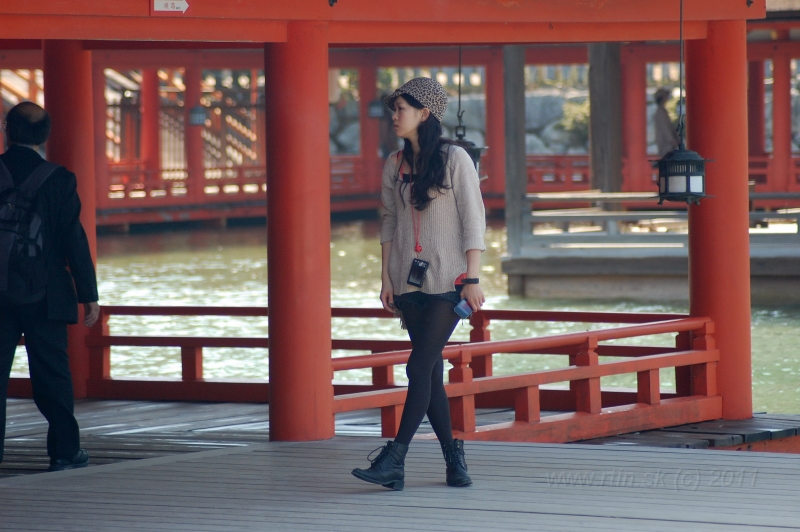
left=380, top=145, right=486, bottom=295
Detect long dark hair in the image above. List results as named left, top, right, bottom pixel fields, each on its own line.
left=398, top=95, right=454, bottom=211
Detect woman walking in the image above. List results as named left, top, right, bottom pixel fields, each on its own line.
left=351, top=78, right=486, bottom=491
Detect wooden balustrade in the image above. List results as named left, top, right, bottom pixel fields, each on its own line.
left=332, top=315, right=719, bottom=442
left=9, top=305, right=718, bottom=441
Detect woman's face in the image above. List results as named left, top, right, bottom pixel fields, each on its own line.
left=391, top=96, right=429, bottom=141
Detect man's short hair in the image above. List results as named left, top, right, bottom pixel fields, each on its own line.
left=5, top=102, right=51, bottom=146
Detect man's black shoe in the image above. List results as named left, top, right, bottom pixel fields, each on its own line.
left=48, top=449, right=89, bottom=472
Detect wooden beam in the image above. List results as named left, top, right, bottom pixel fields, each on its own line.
left=0, top=0, right=763, bottom=23
left=456, top=396, right=722, bottom=443
left=0, top=19, right=708, bottom=43
left=0, top=16, right=287, bottom=42
left=329, top=22, right=708, bottom=45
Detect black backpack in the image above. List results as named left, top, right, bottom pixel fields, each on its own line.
left=0, top=160, right=59, bottom=305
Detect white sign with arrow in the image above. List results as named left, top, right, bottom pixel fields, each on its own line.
left=153, top=0, right=189, bottom=13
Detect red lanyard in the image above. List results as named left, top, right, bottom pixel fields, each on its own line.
left=412, top=208, right=422, bottom=253
left=397, top=152, right=422, bottom=254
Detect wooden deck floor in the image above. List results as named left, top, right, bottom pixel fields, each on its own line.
left=3, top=400, right=800, bottom=530
left=1, top=398, right=524, bottom=478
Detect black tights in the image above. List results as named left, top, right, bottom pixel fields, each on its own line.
left=393, top=293, right=460, bottom=446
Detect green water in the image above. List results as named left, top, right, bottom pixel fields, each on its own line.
left=10, top=219, right=800, bottom=414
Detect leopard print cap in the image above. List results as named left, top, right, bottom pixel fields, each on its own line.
left=383, top=77, right=448, bottom=122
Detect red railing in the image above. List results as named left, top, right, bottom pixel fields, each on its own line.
left=103, top=163, right=267, bottom=209
left=331, top=156, right=371, bottom=195
left=99, top=153, right=800, bottom=226
left=100, top=156, right=377, bottom=223
left=527, top=155, right=590, bottom=191
left=334, top=312, right=718, bottom=442
left=11, top=305, right=720, bottom=442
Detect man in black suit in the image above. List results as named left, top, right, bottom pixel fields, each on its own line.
left=0, top=101, right=99, bottom=472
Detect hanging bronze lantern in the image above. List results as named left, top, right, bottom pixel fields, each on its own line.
left=453, top=124, right=486, bottom=174
left=657, top=144, right=706, bottom=205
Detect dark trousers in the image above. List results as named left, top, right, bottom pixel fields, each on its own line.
left=0, top=299, right=80, bottom=462
left=393, top=290, right=461, bottom=446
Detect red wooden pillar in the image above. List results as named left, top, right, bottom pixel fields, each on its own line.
left=686, top=21, right=752, bottom=420
left=42, top=41, right=97, bottom=399
left=264, top=21, right=334, bottom=441
left=183, top=65, right=204, bottom=199
left=92, top=63, right=109, bottom=210
left=358, top=56, right=380, bottom=194
left=748, top=60, right=766, bottom=156
left=140, top=69, right=161, bottom=186
left=621, top=49, right=649, bottom=192
left=772, top=53, right=792, bottom=191
left=485, top=46, right=506, bottom=200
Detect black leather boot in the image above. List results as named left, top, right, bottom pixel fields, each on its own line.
left=351, top=440, right=409, bottom=491
left=441, top=439, right=472, bottom=487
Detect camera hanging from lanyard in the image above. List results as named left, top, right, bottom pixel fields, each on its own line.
left=407, top=258, right=429, bottom=288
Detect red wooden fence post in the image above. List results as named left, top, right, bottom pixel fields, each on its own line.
left=449, top=350, right=476, bottom=433
left=181, top=346, right=203, bottom=382
left=469, top=312, right=492, bottom=378
left=674, top=331, right=692, bottom=396
left=574, top=336, right=601, bottom=414
left=514, top=385, right=540, bottom=422
left=690, top=322, right=717, bottom=397
left=371, top=364, right=394, bottom=387
left=381, top=405, right=402, bottom=438
left=637, top=369, right=660, bottom=405
left=88, top=310, right=110, bottom=382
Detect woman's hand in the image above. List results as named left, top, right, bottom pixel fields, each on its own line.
left=380, top=278, right=395, bottom=313
left=460, top=283, right=485, bottom=313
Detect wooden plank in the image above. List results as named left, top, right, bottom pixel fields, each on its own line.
left=653, top=431, right=744, bottom=447
left=663, top=420, right=797, bottom=443
left=581, top=433, right=711, bottom=449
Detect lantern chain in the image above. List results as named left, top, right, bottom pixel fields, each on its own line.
left=456, top=46, right=466, bottom=140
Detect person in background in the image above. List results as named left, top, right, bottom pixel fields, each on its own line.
left=0, top=102, right=99, bottom=472
left=351, top=78, right=486, bottom=491
left=654, top=87, right=680, bottom=157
